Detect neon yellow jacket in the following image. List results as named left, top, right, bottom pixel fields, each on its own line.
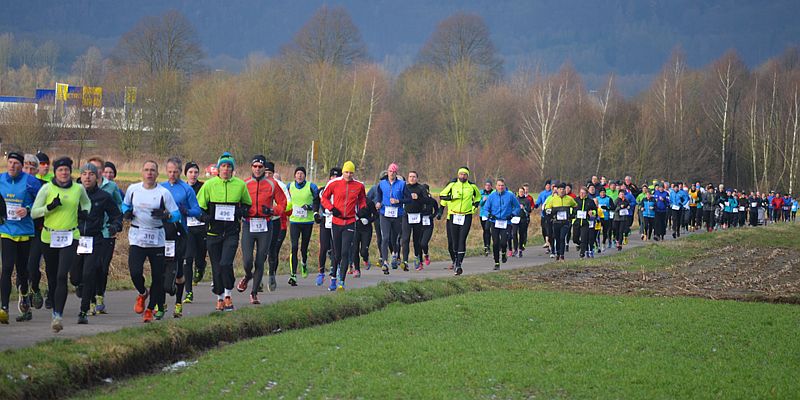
left=439, top=179, right=481, bottom=215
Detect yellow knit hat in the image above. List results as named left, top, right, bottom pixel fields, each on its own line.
left=342, top=161, right=356, bottom=173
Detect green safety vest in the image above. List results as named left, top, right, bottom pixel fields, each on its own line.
left=289, top=182, right=314, bottom=223
left=40, top=183, right=89, bottom=244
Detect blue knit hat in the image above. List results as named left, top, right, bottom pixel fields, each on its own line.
left=217, top=152, right=235, bottom=170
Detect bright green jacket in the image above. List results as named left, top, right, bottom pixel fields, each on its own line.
left=439, top=179, right=481, bottom=215
left=32, top=181, right=91, bottom=244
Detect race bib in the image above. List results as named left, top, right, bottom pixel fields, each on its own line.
left=187, top=216, right=204, bottom=227
left=556, top=211, right=567, bottom=221
left=249, top=217, right=269, bottom=233
left=6, top=203, right=21, bottom=221
left=511, top=216, right=521, bottom=224
left=724, top=202, right=730, bottom=207
left=77, top=236, right=93, bottom=254
left=751, top=202, right=758, bottom=208
left=609, top=212, right=615, bottom=219
left=732, top=208, right=739, bottom=213
left=325, top=215, right=333, bottom=229
left=215, top=205, right=235, bottom=221
left=739, top=206, right=745, bottom=212
left=137, top=228, right=159, bottom=246
left=576, top=210, right=587, bottom=219
left=422, top=216, right=431, bottom=226
left=453, top=214, right=466, bottom=226
left=481, top=216, right=488, bottom=221
left=165, top=240, right=176, bottom=257
left=385, top=206, right=398, bottom=218
left=671, top=205, right=680, bottom=211
left=619, top=209, right=630, bottom=216
left=408, top=213, right=421, bottom=224
left=292, top=207, right=308, bottom=219
left=588, top=220, right=595, bottom=228
left=50, top=230, right=73, bottom=249
left=494, top=219, right=508, bottom=229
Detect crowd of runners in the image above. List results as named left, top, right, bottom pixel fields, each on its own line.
left=0, top=151, right=796, bottom=332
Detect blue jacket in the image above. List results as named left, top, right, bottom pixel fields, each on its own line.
left=483, top=190, right=521, bottom=221
left=479, top=189, right=493, bottom=218
left=0, top=172, right=42, bottom=238
left=535, top=189, right=552, bottom=216
left=624, top=191, right=637, bottom=209
left=376, top=178, right=406, bottom=217
left=653, top=190, right=670, bottom=213
left=596, top=195, right=614, bottom=220
left=160, top=179, right=202, bottom=231
left=669, top=189, right=688, bottom=208
left=641, top=198, right=656, bottom=218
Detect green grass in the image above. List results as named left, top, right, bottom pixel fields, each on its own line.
left=84, top=290, right=800, bottom=399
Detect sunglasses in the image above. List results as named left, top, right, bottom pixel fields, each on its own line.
left=252, top=164, right=264, bottom=169
left=39, top=162, right=49, bottom=166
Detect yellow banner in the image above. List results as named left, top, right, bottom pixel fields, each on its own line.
left=55, top=83, right=69, bottom=102
left=125, top=86, right=137, bottom=105
left=82, top=86, right=103, bottom=108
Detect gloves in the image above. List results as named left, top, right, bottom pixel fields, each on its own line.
left=46, top=194, right=61, bottom=211
left=302, top=204, right=314, bottom=211
left=472, top=201, right=480, bottom=207
left=360, top=218, right=369, bottom=225
left=150, top=208, right=170, bottom=220
left=179, top=205, right=188, bottom=216
left=357, top=207, right=369, bottom=218
left=435, top=208, right=444, bottom=220
left=261, top=205, right=273, bottom=216
left=123, top=210, right=134, bottom=220
left=545, top=208, right=552, bottom=215
left=330, top=208, right=342, bottom=217
left=439, top=195, right=452, bottom=201
left=235, top=205, right=250, bottom=218
left=313, top=212, right=323, bottom=224
left=198, top=212, right=210, bottom=223
left=488, top=214, right=496, bottom=221
left=107, top=225, right=119, bottom=236
left=78, top=209, right=89, bottom=221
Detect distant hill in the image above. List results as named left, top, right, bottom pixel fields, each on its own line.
left=2, top=0, right=799, bottom=94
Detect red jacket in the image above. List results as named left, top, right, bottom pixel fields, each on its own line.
left=245, top=175, right=287, bottom=219
left=771, top=196, right=784, bottom=210
left=320, top=177, right=367, bottom=226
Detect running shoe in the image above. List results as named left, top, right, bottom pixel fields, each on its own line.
left=336, top=281, right=345, bottom=292
left=382, top=263, right=390, bottom=275
left=347, top=267, right=354, bottom=275
left=0, top=308, right=8, bottom=324
left=45, top=296, right=53, bottom=310
left=155, top=309, right=165, bottom=320
left=507, top=250, right=513, bottom=258
left=502, top=253, right=507, bottom=263
left=78, top=311, right=89, bottom=325
left=402, top=261, right=409, bottom=272
left=216, top=299, right=224, bottom=312
left=424, top=255, right=430, bottom=266
left=89, top=302, right=97, bottom=316
left=493, top=263, right=500, bottom=270
left=623, top=237, right=629, bottom=245
left=454, top=267, right=463, bottom=276
left=143, top=309, right=153, bottom=323
left=364, top=260, right=371, bottom=270
left=183, top=292, right=193, bottom=304
left=288, top=275, right=298, bottom=286
left=250, top=294, right=260, bottom=305
left=268, top=275, right=277, bottom=292
left=223, top=296, right=234, bottom=312
left=51, top=313, right=63, bottom=332
left=328, top=277, right=338, bottom=292
left=483, top=246, right=489, bottom=257
left=15, top=310, right=31, bottom=322
left=315, top=273, right=326, bottom=286
left=391, top=255, right=399, bottom=269
left=354, top=269, right=361, bottom=278
left=236, top=276, right=250, bottom=293
left=18, top=292, right=30, bottom=314
left=31, top=291, right=43, bottom=309
left=174, top=303, right=183, bottom=318
left=134, top=290, right=148, bottom=314
left=301, top=262, right=309, bottom=278
left=518, top=250, right=523, bottom=258
left=96, top=295, right=107, bottom=313
left=193, top=270, right=202, bottom=285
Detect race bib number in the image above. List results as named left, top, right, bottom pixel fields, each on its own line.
left=50, top=230, right=73, bottom=249
left=6, top=203, right=21, bottom=221
left=751, top=202, right=758, bottom=208
left=732, top=208, right=739, bottom=213
left=511, top=216, right=521, bottom=224
left=165, top=240, right=176, bottom=257
left=187, top=216, right=204, bottom=227
left=408, top=213, right=421, bottom=224
left=481, top=216, right=488, bottom=221
left=422, top=216, right=431, bottom=226
left=292, top=207, right=308, bottom=219
left=215, top=205, right=235, bottom=221
left=385, top=206, right=398, bottom=218
left=671, top=205, right=680, bottom=211
left=556, top=211, right=567, bottom=221
left=453, top=214, right=466, bottom=226
left=249, top=218, right=269, bottom=233
left=588, top=220, right=596, bottom=228
left=724, top=202, right=730, bottom=207
left=494, top=219, right=508, bottom=229
left=609, top=212, right=615, bottom=219
left=325, top=215, right=333, bottom=229
left=576, top=210, right=587, bottom=219
left=619, top=209, right=630, bottom=216
left=137, top=228, right=159, bottom=246
left=77, top=236, right=93, bottom=254
left=739, top=206, right=745, bottom=212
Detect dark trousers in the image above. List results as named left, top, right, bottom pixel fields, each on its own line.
left=551, top=222, right=569, bottom=256
left=512, top=220, right=528, bottom=251
left=44, top=241, right=78, bottom=315
left=379, top=215, right=402, bottom=262
left=241, top=220, right=272, bottom=295
left=601, top=219, right=612, bottom=244
left=1, top=238, right=30, bottom=309
left=183, top=227, right=207, bottom=294
left=128, top=245, right=165, bottom=310
left=318, top=225, right=332, bottom=274
left=448, top=215, right=473, bottom=267
left=401, top=215, right=424, bottom=261
left=268, top=220, right=286, bottom=276
left=72, top=236, right=106, bottom=313
left=207, top=234, right=239, bottom=295
left=353, top=224, right=372, bottom=269
left=577, top=224, right=591, bottom=255
left=671, top=209, right=683, bottom=236
left=331, top=223, right=356, bottom=282
left=655, top=212, right=667, bottom=237
left=644, top=217, right=655, bottom=239
left=482, top=218, right=491, bottom=249
left=96, top=237, right=115, bottom=297
left=420, top=220, right=434, bottom=257
left=446, top=219, right=455, bottom=263
left=490, top=226, right=508, bottom=263
left=26, top=233, right=43, bottom=293
left=289, top=223, right=313, bottom=275
left=703, top=210, right=715, bottom=230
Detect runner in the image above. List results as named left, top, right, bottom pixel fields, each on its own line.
left=596, top=187, right=615, bottom=249
left=612, top=191, right=632, bottom=250
left=376, top=163, right=406, bottom=273
left=747, top=191, right=760, bottom=227
left=418, top=183, right=439, bottom=268
left=237, top=155, right=273, bottom=299
left=653, top=184, right=670, bottom=241
left=0, top=152, right=41, bottom=324
left=122, top=160, right=180, bottom=322
left=287, top=166, right=319, bottom=284
left=196, top=152, right=252, bottom=312
left=572, top=187, right=597, bottom=258
left=315, top=168, right=341, bottom=285
left=482, top=178, right=520, bottom=270
left=534, top=180, right=553, bottom=252
left=32, top=157, right=91, bottom=332
left=438, top=167, right=481, bottom=275
left=543, top=183, right=576, bottom=261
left=35, top=152, right=54, bottom=182
left=702, top=184, right=717, bottom=232
left=319, top=161, right=366, bottom=291
left=688, top=183, right=701, bottom=231
left=72, top=163, right=122, bottom=324
left=102, top=161, right=125, bottom=200
left=782, top=192, right=792, bottom=222
left=160, top=157, right=202, bottom=317
left=512, top=186, right=532, bottom=258
left=478, top=180, right=493, bottom=257
left=641, top=189, right=656, bottom=240
left=22, top=154, right=47, bottom=311
left=352, top=190, right=379, bottom=275
left=564, top=183, right=576, bottom=251
left=182, top=161, right=206, bottom=303
left=401, top=171, right=431, bottom=270
left=265, top=168, right=289, bottom=291
left=669, top=183, right=688, bottom=238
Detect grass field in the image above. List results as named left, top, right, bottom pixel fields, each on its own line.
left=83, top=290, right=800, bottom=399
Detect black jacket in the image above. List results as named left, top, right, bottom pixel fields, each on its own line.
left=78, top=185, right=123, bottom=238
left=403, top=183, right=429, bottom=214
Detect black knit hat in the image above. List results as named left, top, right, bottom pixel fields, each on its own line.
left=36, top=151, right=49, bottom=164
left=7, top=152, right=23, bottom=164
left=184, top=161, right=199, bottom=175
left=52, top=157, right=73, bottom=172
left=104, top=161, right=117, bottom=177
left=329, top=167, right=342, bottom=178
left=264, top=161, right=275, bottom=173
left=295, top=166, right=306, bottom=175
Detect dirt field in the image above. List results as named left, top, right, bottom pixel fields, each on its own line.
left=510, top=245, right=800, bottom=303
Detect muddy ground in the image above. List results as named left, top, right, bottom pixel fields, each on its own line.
left=512, top=246, right=800, bottom=303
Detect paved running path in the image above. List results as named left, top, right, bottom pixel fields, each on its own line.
left=0, top=236, right=653, bottom=350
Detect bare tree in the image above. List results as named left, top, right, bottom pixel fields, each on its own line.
left=281, top=5, right=367, bottom=67
left=417, top=13, right=503, bottom=80
left=517, top=67, right=569, bottom=180
left=0, top=33, right=12, bottom=73
left=34, top=40, right=58, bottom=71
left=704, top=51, right=746, bottom=184
left=594, top=74, right=614, bottom=175
left=72, top=46, right=104, bottom=86
left=113, top=9, right=204, bottom=75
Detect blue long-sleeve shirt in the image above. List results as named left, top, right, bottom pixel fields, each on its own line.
left=376, top=178, right=406, bottom=217
left=535, top=189, right=552, bottom=216
left=0, top=171, right=42, bottom=239
left=653, top=190, right=670, bottom=213
left=483, top=190, right=521, bottom=221
left=160, top=179, right=201, bottom=230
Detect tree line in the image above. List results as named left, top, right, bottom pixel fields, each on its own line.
left=0, top=7, right=799, bottom=193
